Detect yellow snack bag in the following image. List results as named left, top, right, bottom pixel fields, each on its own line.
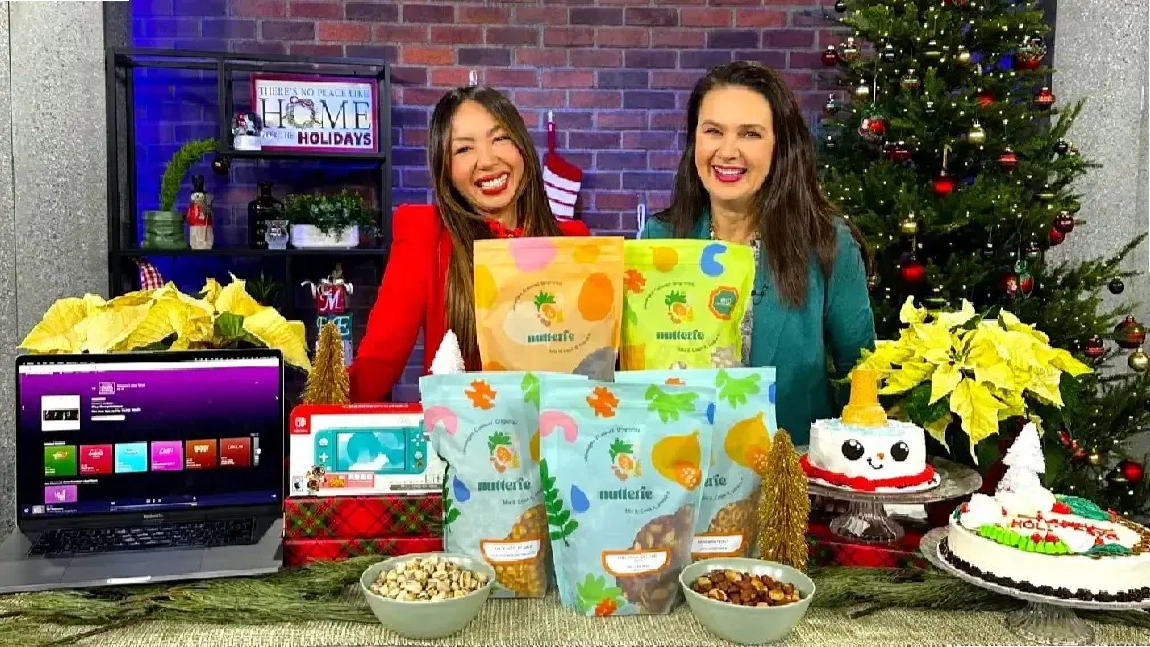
left=621, top=240, right=755, bottom=369
left=474, top=236, right=625, bottom=380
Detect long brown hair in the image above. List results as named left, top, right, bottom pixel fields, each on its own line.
left=427, top=86, right=563, bottom=361
left=658, top=61, right=871, bottom=308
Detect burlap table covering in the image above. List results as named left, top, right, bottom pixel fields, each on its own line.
left=12, top=593, right=1150, bottom=647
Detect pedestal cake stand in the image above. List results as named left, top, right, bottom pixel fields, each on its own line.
left=806, top=458, right=982, bottom=544
left=921, top=527, right=1150, bottom=645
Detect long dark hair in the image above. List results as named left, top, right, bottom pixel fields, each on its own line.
left=427, top=86, right=562, bottom=361
left=658, top=61, right=871, bottom=308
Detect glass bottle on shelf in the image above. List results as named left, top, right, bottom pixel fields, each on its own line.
left=248, top=182, right=284, bottom=249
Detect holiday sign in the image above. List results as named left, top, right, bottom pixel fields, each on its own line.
left=251, top=74, right=378, bottom=154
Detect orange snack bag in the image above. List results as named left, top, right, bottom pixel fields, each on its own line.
left=474, top=236, right=624, bottom=380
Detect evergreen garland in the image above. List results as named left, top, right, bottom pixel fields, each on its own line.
left=159, top=139, right=219, bottom=212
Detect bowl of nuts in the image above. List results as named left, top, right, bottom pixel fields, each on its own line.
left=359, top=552, right=495, bottom=639
left=679, top=558, right=816, bottom=645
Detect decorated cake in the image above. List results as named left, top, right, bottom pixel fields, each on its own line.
left=943, top=423, right=1150, bottom=603
left=800, top=369, right=936, bottom=491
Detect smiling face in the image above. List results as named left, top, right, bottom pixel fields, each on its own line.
left=693, top=85, right=776, bottom=214
left=448, top=100, right=525, bottom=224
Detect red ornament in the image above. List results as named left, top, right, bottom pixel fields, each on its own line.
left=1049, top=226, right=1065, bottom=245
left=932, top=172, right=957, bottom=196
left=859, top=115, right=887, bottom=142
left=1053, top=210, right=1075, bottom=233
left=1034, top=86, right=1056, bottom=109
left=821, top=46, right=839, bottom=66
left=976, top=89, right=994, bottom=108
left=997, top=148, right=1019, bottom=172
left=899, top=258, right=926, bottom=284
left=1083, top=335, right=1105, bottom=359
left=1118, top=459, right=1145, bottom=483
left=1003, top=273, right=1034, bottom=298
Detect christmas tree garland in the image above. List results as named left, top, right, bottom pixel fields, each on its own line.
left=2, top=556, right=1147, bottom=646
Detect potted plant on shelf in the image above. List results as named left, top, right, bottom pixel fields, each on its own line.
left=143, top=138, right=219, bottom=250
left=284, top=191, right=374, bottom=249
left=19, top=275, right=311, bottom=372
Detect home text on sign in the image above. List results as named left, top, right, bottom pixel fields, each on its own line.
left=252, top=75, right=377, bottom=153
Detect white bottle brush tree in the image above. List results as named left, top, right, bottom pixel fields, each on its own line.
left=996, top=422, right=1047, bottom=495
left=430, top=330, right=466, bottom=375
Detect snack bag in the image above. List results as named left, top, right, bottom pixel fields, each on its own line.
left=419, top=371, right=586, bottom=598
left=539, top=380, right=714, bottom=615
left=474, top=236, right=625, bottom=380
left=621, top=240, right=755, bottom=369
left=615, top=368, right=777, bottom=560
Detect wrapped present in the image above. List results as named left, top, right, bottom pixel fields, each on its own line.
left=284, top=494, right=442, bottom=540
left=284, top=536, right=442, bottom=566
left=806, top=521, right=929, bottom=569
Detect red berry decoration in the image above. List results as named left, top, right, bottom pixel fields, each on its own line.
left=1044, top=533, right=1058, bottom=543
left=1118, top=459, right=1145, bottom=484
left=1049, top=226, right=1065, bottom=245
left=1034, top=86, right=1056, bottom=109
left=900, top=258, right=926, bottom=284
left=997, top=148, right=1019, bottom=172
left=1030, top=533, right=1043, bottom=543
left=932, top=172, right=957, bottom=196
left=821, top=46, right=839, bottom=66
left=1083, top=335, right=1105, bottom=359
left=1053, top=211, right=1075, bottom=234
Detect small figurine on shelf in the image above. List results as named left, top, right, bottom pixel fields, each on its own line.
left=302, top=264, right=354, bottom=366
left=232, top=111, right=262, bottom=151
left=186, top=174, right=214, bottom=250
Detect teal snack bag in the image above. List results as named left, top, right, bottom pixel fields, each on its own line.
left=615, top=368, right=777, bottom=560
left=419, top=371, right=585, bottom=598
left=538, top=380, right=714, bottom=616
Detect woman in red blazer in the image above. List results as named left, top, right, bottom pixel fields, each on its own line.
left=349, top=87, right=590, bottom=402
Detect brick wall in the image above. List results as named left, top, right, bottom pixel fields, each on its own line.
left=130, top=0, right=839, bottom=401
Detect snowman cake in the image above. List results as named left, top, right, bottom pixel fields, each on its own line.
left=800, top=369, right=937, bottom=492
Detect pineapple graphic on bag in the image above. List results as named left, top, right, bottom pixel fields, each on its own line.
left=664, top=291, right=694, bottom=324
left=488, top=431, right=520, bottom=473
left=533, top=291, right=563, bottom=326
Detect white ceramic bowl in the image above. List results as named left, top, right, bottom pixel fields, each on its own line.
left=679, top=557, right=816, bottom=645
left=359, top=552, right=495, bottom=639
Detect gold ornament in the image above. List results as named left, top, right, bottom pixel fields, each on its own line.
left=302, top=321, right=351, bottom=404
left=1087, top=449, right=1104, bottom=466
left=900, top=214, right=919, bottom=235
left=1130, top=348, right=1150, bottom=372
left=756, top=430, right=809, bottom=572
left=866, top=275, right=879, bottom=290
left=955, top=46, right=973, bottom=66
left=854, top=82, right=871, bottom=100
left=840, top=37, right=861, bottom=63
left=967, top=121, right=987, bottom=145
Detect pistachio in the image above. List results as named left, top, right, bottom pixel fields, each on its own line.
left=370, top=556, right=488, bottom=602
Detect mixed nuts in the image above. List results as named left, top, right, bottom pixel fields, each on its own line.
left=689, top=569, right=804, bottom=607
left=368, top=555, right=489, bottom=602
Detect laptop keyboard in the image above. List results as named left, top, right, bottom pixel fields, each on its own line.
left=28, top=518, right=258, bottom=557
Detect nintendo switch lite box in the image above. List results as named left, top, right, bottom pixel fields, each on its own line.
left=287, top=403, right=444, bottom=497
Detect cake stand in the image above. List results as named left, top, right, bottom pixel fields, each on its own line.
left=806, top=458, right=982, bottom=544
left=921, top=527, right=1150, bottom=645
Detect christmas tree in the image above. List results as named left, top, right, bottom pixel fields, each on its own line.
left=997, top=422, right=1045, bottom=494
left=756, top=430, right=810, bottom=571
left=817, top=0, right=1148, bottom=515
left=302, top=322, right=350, bottom=405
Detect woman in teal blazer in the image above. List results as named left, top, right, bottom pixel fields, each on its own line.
left=639, top=61, right=876, bottom=445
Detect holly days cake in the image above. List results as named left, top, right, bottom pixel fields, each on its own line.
left=799, top=369, right=937, bottom=492
left=944, top=489, right=1150, bottom=602
left=941, top=422, right=1150, bottom=602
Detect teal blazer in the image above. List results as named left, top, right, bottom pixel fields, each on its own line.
left=638, top=212, right=876, bottom=445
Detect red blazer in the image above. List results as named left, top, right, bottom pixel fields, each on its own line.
left=349, top=204, right=591, bottom=403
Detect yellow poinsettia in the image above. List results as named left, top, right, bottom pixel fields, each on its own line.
left=20, top=277, right=311, bottom=372
left=855, top=297, right=1092, bottom=456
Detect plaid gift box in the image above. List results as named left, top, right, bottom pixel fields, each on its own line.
left=284, top=536, right=443, bottom=566
left=284, top=494, right=442, bottom=540
left=806, top=521, right=929, bottom=569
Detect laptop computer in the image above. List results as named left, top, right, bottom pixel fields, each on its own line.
left=0, top=349, right=285, bottom=593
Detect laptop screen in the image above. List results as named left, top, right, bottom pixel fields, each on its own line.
left=16, top=351, right=283, bottom=520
